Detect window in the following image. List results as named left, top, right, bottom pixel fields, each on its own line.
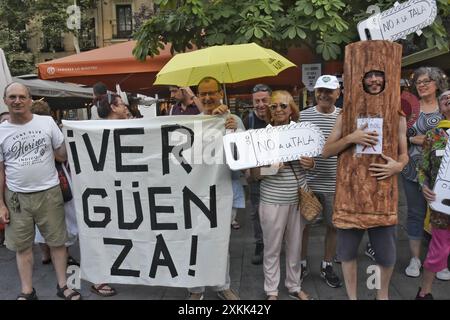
left=116, top=5, right=133, bottom=39
left=80, top=18, right=97, bottom=51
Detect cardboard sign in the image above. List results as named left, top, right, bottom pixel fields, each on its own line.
left=223, top=122, right=325, bottom=170
left=430, top=129, right=450, bottom=215
left=302, top=64, right=322, bottom=91
left=355, top=118, right=383, bottom=154
left=62, top=116, right=233, bottom=287
left=357, top=0, right=437, bottom=41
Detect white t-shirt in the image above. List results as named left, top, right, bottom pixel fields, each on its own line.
left=90, top=105, right=100, bottom=120
left=0, top=114, right=64, bottom=192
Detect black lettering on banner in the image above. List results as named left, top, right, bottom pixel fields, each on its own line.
left=182, top=185, right=217, bottom=229
left=103, top=238, right=140, bottom=277
left=68, top=141, right=81, bottom=174
left=148, top=187, right=177, bottom=230
left=114, top=128, right=148, bottom=172
left=188, top=235, right=198, bottom=277
left=83, top=130, right=110, bottom=171
left=116, top=183, right=143, bottom=230
left=161, top=125, right=194, bottom=175
left=149, top=234, right=178, bottom=278
left=82, top=188, right=111, bottom=228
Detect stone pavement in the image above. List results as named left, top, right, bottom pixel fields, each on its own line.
left=1, top=181, right=449, bottom=300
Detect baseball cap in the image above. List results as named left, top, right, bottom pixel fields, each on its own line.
left=314, top=75, right=340, bottom=90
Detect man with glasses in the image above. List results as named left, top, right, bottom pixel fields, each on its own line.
left=0, top=82, right=81, bottom=300
left=299, top=75, right=343, bottom=288
left=243, top=84, right=271, bottom=265
left=187, top=76, right=243, bottom=300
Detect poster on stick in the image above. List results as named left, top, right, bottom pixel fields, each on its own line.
left=223, top=122, right=325, bottom=170
left=355, top=118, right=383, bottom=155
left=430, top=128, right=450, bottom=215
left=63, top=115, right=233, bottom=287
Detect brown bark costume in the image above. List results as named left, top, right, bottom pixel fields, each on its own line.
left=333, top=40, right=403, bottom=229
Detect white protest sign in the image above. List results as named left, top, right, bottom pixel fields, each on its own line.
left=302, top=64, right=322, bottom=91
left=63, top=116, right=233, bottom=287
left=357, top=0, right=437, bottom=41
left=430, top=129, right=450, bottom=215
left=223, top=122, right=325, bottom=170
left=355, top=118, right=383, bottom=155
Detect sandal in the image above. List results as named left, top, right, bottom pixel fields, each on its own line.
left=266, top=295, right=278, bottom=300
left=231, top=220, right=240, bottom=230
left=56, top=284, right=82, bottom=300
left=42, top=258, right=52, bottom=265
left=90, top=283, right=117, bottom=297
left=288, top=290, right=314, bottom=300
left=17, top=288, right=38, bottom=300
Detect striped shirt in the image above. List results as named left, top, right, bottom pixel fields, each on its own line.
left=300, top=106, right=341, bottom=193
left=260, top=161, right=307, bottom=205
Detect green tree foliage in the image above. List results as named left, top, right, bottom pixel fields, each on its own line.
left=133, top=0, right=449, bottom=61
left=0, top=0, right=97, bottom=75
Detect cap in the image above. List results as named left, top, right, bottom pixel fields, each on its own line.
left=314, top=75, right=340, bottom=90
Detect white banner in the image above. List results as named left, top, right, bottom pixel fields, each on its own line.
left=62, top=116, right=233, bottom=287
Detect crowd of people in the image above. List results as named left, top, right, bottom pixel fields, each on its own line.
left=0, top=64, right=448, bottom=301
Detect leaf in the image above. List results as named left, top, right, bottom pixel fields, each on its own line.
left=297, top=28, right=306, bottom=39
left=288, top=27, right=296, bottom=39
left=316, top=8, right=324, bottom=19
left=304, top=3, right=313, bottom=15
left=254, top=27, right=264, bottom=39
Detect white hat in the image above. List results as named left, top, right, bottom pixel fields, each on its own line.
left=314, top=75, right=340, bottom=90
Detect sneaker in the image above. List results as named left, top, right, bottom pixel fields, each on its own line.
left=333, top=255, right=341, bottom=264
left=251, top=243, right=264, bottom=265
left=415, top=288, right=433, bottom=300
left=320, top=264, right=342, bottom=288
left=187, top=292, right=204, bottom=300
left=436, top=268, right=450, bottom=281
left=364, top=242, right=376, bottom=261
left=405, top=257, right=421, bottom=277
left=300, top=262, right=309, bottom=280
left=217, top=289, right=240, bottom=300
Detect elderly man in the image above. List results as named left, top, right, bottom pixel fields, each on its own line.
left=187, top=76, right=242, bottom=300
left=0, top=83, right=81, bottom=300
left=243, top=84, right=271, bottom=265
left=299, top=75, right=342, bottom=288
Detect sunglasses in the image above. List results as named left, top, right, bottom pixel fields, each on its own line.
left=270, top=103, right=289, bottom=111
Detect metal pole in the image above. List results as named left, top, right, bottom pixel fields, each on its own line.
left=222, top=83, right=228, bottom=106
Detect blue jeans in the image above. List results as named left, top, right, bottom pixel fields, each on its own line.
left=402, top=176, right=427, bottom=240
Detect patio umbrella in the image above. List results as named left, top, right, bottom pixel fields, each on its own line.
left=153, top=43, right=297, bottom=97
left=0, top=48, right=12, bottom=113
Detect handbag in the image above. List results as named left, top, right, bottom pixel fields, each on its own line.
left=289, top=163, right=322, bottom=221
left=56, top=161, right=73, bottom=202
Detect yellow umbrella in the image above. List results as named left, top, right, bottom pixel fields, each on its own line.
left=154, top=43, right=296, bottom=87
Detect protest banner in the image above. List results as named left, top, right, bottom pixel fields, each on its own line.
left=222, top=122, right=325, bottom=170
left=430, top=128, right=450, bottom=215
left=63, top=115, right=233, bottom=287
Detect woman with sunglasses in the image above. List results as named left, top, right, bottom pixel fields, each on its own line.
left=252, top=90, right=313, bottom=300
left=402, top=67, right=448, bottom=278
left=416, top=90, right=450, bottom=298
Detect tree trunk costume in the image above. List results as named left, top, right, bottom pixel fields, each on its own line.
left=333, top=41, right=403, bottom=229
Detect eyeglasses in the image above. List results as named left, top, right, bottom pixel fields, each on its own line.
left=270, top=103, right=289, bottom=111
left=198, top=90, right=219, bottom=97
left=252, top=84, right=271, bottom=94
left=415, top=79, right=434, bottom=87
left=6, top=94, right=29, bottom=102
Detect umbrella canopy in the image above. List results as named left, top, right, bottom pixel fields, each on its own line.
left=38, top=41, right=173, bottom=95
left=154, top=43, right=297, bottom=87
left=14, top=76, right=92, bottom=99
left=0, top=48, right=13, bottom=113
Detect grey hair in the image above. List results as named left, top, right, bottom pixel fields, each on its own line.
left=3, top=82, right=32, bottom=98
left=411, top=67, right=448, bottom=97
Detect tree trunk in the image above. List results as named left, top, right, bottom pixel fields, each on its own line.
left=333, top=40, right=403, bottom=229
